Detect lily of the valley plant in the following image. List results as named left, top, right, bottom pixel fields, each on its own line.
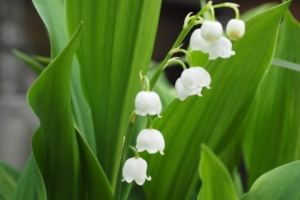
left=1, top=0, right=300, bottom=200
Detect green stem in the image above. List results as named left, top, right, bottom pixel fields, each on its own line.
left=114, top=112, right=137, bottom=200
left=210, top=6, right=215, bottom=21
left=177, top=49, right=193, bottom=66
left=147, top=115, right=153, bottom=129
left=165, top=59, right=187, bottom=70
left=128, top=145, right=139, bottom=159
left=213, top=3, right=240, bottom=19
left=149, top=3, right=211, bottom=90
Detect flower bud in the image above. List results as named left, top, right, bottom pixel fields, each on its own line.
left=136, top=129, right=165, bottom=155
left=201, top=21, right=223, bottom=42
left=122, top=157, right=151, bottom=185
left=226, top=19, right=245, bottom=40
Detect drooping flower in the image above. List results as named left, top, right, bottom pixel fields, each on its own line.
left=135, top=91, right=162, bottom=117
left=190, top=29, right=209, bottom=53
left=190, top=29, right=235, bottom=60
left=136, top=129, right=165, bottom=155
left=201, top=20, right=223, bottom=42
left=122, top=157, right=151, bottom=185
left=207, top=37, right=235, bottom=60
left=226, top=19, right=245, bottom=41
left=175, top=67, right=211, bottom=101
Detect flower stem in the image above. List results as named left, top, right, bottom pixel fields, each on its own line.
left=213, top=3, right=240, bottom=19
left=114, top=112, right=137, bottom=200
left=147, top=115, right=153, bottom=129
left=149, top=3, right=211, bottom=90
left=129, top=145, right=139, bottom=159
left=177, top=49, right=193, bottom=66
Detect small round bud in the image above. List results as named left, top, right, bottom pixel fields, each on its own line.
left=226, top=19, right=245, bottom=41
left=201, top=21, right=223, bottom=42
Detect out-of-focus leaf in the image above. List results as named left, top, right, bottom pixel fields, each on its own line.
left=66, top=0, right=162, bottom=190
left=32, top=0, right=96, bottom=154
left=242, top=10, right=300, bottom=188
left=241, top=161, right=300, bottom=200
left=198, top=144, right=238, bottom=200
left=13, top=130, right=46, bottom=200
left=0, top=160, right=20, bottom=200
left=27, top=23, right=83, bottom=199
left=272, top=58, right=300, bottom=72
left=12, top=49, right=44, bottom=75
left=241, top=2, right=277, bottom=21
left=33, top=56, right=51, bottom=65
left=144, top=2, right=290, bottom=200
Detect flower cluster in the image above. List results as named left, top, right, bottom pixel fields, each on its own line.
left=121, top=1, right=246, bottom=186
left=190, top=18, right=245, bottom=60
left=122, top=74, right=164, bottom=185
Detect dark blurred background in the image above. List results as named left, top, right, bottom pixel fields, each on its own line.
left=0, top=0, right=299, bottom=170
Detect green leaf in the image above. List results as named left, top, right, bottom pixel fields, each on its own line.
left=12, top=49, right=44, bottom=75
left=27, top=23, right=83, bottom=199
left=198, top=144, right=238, bottom=200
left=144, top=2, right=290, bottom=200
left=0, top=160, right=20, bottom=200
left=75, top=129, right=113, bottom=199
left=32, top=0, right=96, bottom=154
left=241, top=2, right=277, bottom=21
left=66, top=0, right=162, bottom=189
left=13, top=127, right=46, bottom=200
left=240, top=161, right=300, bottom=200
left=242, top=10, right=300, bottom=188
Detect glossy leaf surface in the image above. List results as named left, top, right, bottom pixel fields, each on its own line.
left=243, top=10, right=300, bottom=188
left=241, top=161, right=300, bottom=200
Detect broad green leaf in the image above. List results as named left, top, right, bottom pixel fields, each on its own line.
left=32, top=0, right=96, bottom=154
left=198, top=144, right=238, bottom=200
left=144, top=2, right=290, bottom=200
left=243, top=10, right=300, bottom=188
left=0, top=160, right=20, bottom=200
left=241, top=161, right=300, bottom=200
left=27, top=23, right=83, bottom=199
left=14, top=128, right=47, bottom=200
left=12, top=49, right=44, bottom=75
left=241, top=2, right=277, bottom=21
left=66, top=0, right=162, bottom=189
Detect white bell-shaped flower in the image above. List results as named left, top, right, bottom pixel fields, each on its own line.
left=201, top=21, right=223, bottom=42
left=226, top=19, right=245, bottom=41
left=136, top=129, right=165, bottom=155
left=189, top=29, right=209, bottom=53
left=207, top=37, right=235, bottom=60
left=122, top=157, right=151, bottom=185
left=178, top=67, right=211, bottom=99
left=135, top=91, right=162, bottom=117
left=175, top=78, right=198, bottom=101
left=181, top=67, right=211, bottom=89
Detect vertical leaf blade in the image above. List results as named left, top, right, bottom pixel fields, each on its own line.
left=66, top=0, right=162, bottom=188
left=198, top=144, right=238, bottom=200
